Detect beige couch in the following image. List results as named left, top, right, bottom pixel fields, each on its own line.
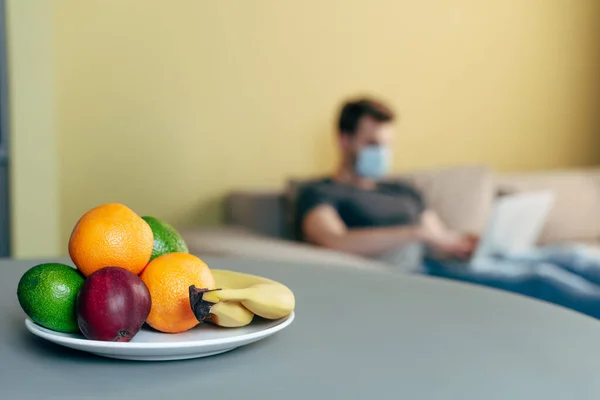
left=181, top=164, right=600, bottom=269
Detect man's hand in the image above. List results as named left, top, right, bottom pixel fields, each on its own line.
left=425, top=231, right=478, bottom=259
left=418, top=211, right=478, bottom=259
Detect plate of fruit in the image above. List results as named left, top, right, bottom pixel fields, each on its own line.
left=17, top=203, right=295, bottom=361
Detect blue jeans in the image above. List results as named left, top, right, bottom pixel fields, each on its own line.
left=423, top=244, right=600, bottom=319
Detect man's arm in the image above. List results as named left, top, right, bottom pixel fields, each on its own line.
left=301, top=204, right=424, bottom=257
left=302, top=205, right=477, bottom=258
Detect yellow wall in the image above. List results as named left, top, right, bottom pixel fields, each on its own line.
left=6, top=0, right=61, bottom=258
left=49, top=0, right=600, bottom=252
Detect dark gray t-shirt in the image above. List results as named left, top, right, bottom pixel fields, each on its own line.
left=294, top=178, right=426, bottom=240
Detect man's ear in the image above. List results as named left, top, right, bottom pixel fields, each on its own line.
left=339, top=132, right=352, bottom=151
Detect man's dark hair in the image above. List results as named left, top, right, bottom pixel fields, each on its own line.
left=337, top=97, right=395, bottom=136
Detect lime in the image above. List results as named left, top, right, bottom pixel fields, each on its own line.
left=17, top=263, right=84, bottom=333
left=142, top=216, right=189, bottom=261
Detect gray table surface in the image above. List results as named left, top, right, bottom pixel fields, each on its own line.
left=2, top=256, right=600, bottom=399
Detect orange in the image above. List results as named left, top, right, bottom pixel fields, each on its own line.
left=140, top=252, right=216, bottom=333
left=68, top=203, right=153, bottom=277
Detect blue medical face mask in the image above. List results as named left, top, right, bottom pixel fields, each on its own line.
left=355, top=145, right=392, bottom=179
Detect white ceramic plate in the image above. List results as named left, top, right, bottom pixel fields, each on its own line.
left=25, top=312, right=294, bottom=361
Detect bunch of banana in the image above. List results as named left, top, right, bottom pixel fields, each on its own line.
left=189, top=269, right=295, bottom=328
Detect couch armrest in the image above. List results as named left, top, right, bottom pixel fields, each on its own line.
left=179, top=226, right=391, bottom=271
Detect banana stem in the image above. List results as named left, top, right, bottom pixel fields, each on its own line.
left=189, top=286, right=221, bottom=323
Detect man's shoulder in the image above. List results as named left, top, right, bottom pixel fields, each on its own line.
left=294, top=178, right=340, bottom=229
left=379, top=178, right=420, bottom=191
left=296, top=178, right=337, bottom=199
left=305, top=177, right=334, bottom=186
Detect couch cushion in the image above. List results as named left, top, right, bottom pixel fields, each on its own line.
left=225, top=191, right=290, bottom=239
left=393, top=164, right=495, bottom=235
left=495, top=169, right=600, bottom=244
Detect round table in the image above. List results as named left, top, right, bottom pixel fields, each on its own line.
left=2, top=257, right=600, bottom=399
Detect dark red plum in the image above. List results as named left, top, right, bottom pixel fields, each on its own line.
left=76, top=267, right=151, bottom=342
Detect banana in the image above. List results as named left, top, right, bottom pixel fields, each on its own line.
left=206, top=301, right=255, bottom=328
left=189, top=269, right=295, bottom=326
left=196, top=286, right=255, bottom=328
left=210, top=269, right=280, bottom=288
left=211, top=269, right=295, bottom=320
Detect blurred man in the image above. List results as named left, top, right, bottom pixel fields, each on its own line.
left=295, top=97, right=476, bottom=262
left=294, top=97, right=600, bottom=321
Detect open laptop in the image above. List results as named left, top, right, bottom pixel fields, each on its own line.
left=469, top=190, right=556, bottom=264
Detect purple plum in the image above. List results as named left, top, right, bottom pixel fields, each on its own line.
left=76, top=267, right=151, bottom=342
